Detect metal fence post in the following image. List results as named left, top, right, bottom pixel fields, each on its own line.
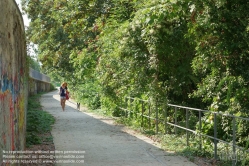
left=141, top=101, right=144, bottom=129
left=186, top=109, right=189, bottom=146
left=214, top=113, right=218, bottom=160
left=174, top=107, right=177, bottom=134
left=149, top=99, right=151, bottom=130
left=132, top=98, right=134, bottom=118
left=130, top=98, right=132, bottom=118
left=164, top=103, right=167, bottom=134
left=199, top=111, right=202, bottom=151
left=120, top=97, right=123, bottom=117
left=125, top=97, right=128, bottom=118
left=232, top=116, right=237, bottom=166
left=156, top=99, right=158, bottom=134
left=135, top=99, right=137, bottom=119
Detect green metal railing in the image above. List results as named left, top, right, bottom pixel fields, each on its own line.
left=118, top=96, right=249, bottom=166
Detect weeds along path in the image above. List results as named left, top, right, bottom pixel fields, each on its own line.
left=40, top=90, right=197, bottom=166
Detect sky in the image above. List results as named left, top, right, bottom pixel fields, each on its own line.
left=15, top=0, right=30, bottom=26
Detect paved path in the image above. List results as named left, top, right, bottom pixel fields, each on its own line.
left=40, top=91, right=197, bottom=166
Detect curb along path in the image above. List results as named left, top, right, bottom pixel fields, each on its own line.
left=40, top=91, right=197, bottom=166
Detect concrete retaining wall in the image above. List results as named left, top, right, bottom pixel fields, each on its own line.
left=0, top=1, right=52, bottom=165
left=0, top=0, right=28, bottom=165
left=29, top=68, right=51, bottom=95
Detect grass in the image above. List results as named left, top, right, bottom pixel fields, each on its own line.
left=26, top=93, right=55, bottom=147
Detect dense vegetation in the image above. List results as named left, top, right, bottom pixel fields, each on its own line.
left=22, top=0, right=249, bottom=161
left=26, top=93, right=55, bottom=146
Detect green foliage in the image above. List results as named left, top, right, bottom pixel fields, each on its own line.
left=23, top=0, right=199, bottom=111
left=26, top=94, right=55, bottom=146
left=23, top=0, right=249, bottom=160
left=27, top=56, right=41, bottom=71
left=187, top=0, right=249, bottom=150
left=188, top=0, right=249, bottom=112
left=70, top=79, right=101, bottom=109
left=49, top=83, right=57, bottom=91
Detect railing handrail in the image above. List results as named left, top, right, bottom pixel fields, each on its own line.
left=125, top=96, right=249, bottom=121
left=29, top=67, right=50, bottom=83
left=121, top=96, right=249, bottom=165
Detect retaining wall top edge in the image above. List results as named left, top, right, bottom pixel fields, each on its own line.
left=13, top=0, right=25, bottom=29
left=29, top=67, right=51, bottom=83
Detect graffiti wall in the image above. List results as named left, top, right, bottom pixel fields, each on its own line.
left=0, top=0, right=28, bottom=165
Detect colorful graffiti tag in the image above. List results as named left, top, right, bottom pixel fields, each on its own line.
left=0, top=0, right=28, bottom=165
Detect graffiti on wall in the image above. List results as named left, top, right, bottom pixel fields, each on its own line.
left=0, top=0, right=28, bottom=165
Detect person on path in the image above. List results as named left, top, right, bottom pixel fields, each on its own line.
left=59, top=82, right=67, bottom=111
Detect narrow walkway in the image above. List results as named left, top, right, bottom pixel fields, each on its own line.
left=40, top=91, right=197, bottom=166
